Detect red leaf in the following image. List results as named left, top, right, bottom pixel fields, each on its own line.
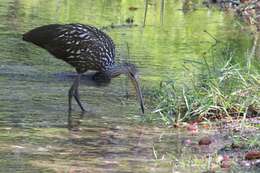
left=245, top=151, right=260, bottom=160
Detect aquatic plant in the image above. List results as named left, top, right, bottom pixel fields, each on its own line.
left=148, top=43, right=260, bottom=124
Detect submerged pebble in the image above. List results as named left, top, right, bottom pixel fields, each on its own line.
left=198, top=137, right=212, bottom=145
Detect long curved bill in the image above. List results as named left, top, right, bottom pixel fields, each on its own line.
left=129, top=74, right=144, bottom=114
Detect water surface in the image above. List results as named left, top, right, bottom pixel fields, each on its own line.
left=0, top=0, right=256, bottom=172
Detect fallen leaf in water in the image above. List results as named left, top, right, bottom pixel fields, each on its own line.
left=187, top=122, right=198, bottom=134
left=202, top=124, right=210, bottom=129
left=245, top=151, right=260, bottom=160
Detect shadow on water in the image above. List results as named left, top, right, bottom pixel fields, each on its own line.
left=0, top=0, right=258, bottom=172
left=0, top=68, right=111, bottom=86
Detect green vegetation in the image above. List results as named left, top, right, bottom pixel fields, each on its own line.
left=231, top=133, right=260, bottom=151
left=147, top=42, right=260, bottom=125
left=0, top=0, right=259, bottom=172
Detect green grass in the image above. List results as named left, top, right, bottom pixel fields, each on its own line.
left=146, top=43, right=260, bottom=125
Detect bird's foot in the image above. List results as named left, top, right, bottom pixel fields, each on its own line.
left=68, top=106, right=96, bottom=114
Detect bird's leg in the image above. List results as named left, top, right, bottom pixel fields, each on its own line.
left=68, top=74, right=86, bottom=112
left=68, top=111, right=85, bottom=130
left=68, top=76, right=77, bottom=111
left=73, top=82, right=86, bottom=112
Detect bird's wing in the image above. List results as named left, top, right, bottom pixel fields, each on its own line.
left=23, top=24, right=116, bottom=67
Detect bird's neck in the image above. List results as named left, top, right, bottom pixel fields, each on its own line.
left=106, top=64, right=128, bottom=79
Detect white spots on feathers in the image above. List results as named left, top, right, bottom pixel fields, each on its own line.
left=99, top=46, right=104, bottom=52
left=79, top=33, right=88, bottom=38
left=70, top=30, right=76, bottom=34
left=105, top=52, right=111, bottom=59
left=55, top=23, right=115, bottom=71
left=67, top=55, right=74, bottom=59
left=76, top=50, right=81, bottom=54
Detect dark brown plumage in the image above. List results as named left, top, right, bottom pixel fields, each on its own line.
left=23, top=23, right=144, bottom=113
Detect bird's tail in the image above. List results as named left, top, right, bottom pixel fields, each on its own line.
left=22, top=24, right=61, bottom=47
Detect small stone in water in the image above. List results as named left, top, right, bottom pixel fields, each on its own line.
left=239, top=160, right=251, bottom=167
left=198, top=137, right=212, bottom=145
left=187, top=122, right=198, bottom=134
left=220, top=155, right=231, bottom=169
left=182, top=139, right=192, bottom=145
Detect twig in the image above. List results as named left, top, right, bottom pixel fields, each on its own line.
left=204, top=30, right=219, bottom=43
left=160, top=0, right=165, bottom=25
left=125, top=42, right=130, bottom=98
left=143, top=0, right=149, bottom=27
left=101, top=23, right=138, bottom=31
left=248, top=33, right=259, bottom=70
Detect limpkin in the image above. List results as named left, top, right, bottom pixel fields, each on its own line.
left=23, top=23, right=144, bottom=113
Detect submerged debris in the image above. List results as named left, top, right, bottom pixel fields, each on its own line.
left=126, top=17, right=134, bottom=24
left=128, top=6, right=138, bottom=11
left=245, top=151, right=260, bottom=160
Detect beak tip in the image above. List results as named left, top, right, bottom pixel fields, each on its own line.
left=130, top=75, right=144, bottom=114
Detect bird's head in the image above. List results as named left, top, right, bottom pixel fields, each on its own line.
left=122, top=62, right=138, bottom=78
left=107, top=62, right=144, bottom=114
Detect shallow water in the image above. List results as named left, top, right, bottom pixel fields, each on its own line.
left=0, top=0, right=257, bottom=172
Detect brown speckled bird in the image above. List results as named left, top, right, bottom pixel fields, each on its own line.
left=23, top=23, right=144, bottom=113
